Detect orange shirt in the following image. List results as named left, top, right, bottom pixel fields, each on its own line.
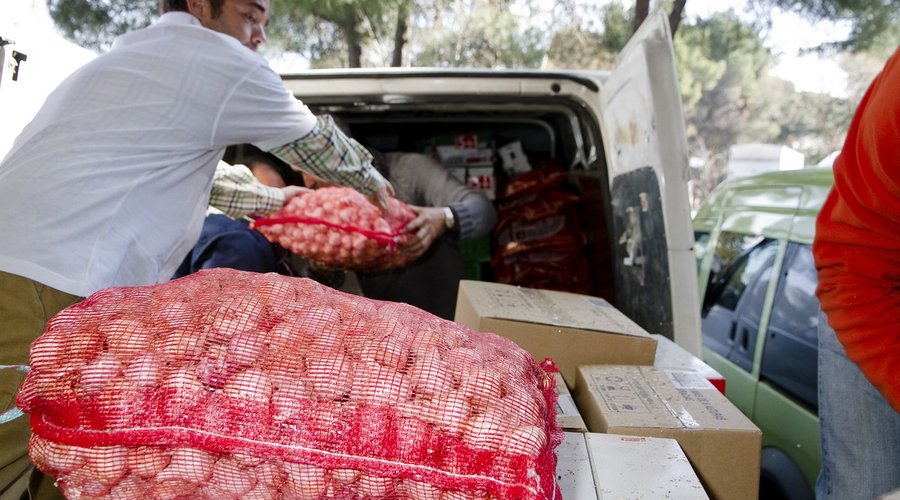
left=814, top=48, right=900, bottom=412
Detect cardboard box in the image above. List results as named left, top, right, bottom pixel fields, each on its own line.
left=574, top=365, right=761, bottom=500
left=653, top=334, right=727, bottom=394
left=454, top=280, right=657, bottom=389
left=557, top=432, right=709, bottom=499
left=554, top=373, right=587, bottom=432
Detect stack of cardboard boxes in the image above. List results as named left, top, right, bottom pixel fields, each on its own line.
left=455, top=280, right=761, bottom=500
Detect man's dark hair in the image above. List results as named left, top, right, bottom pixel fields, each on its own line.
left=160, top=0, right=226, bottom=16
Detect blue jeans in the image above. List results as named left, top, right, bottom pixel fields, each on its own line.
left=173, top=214, right=279, bottom=278
left=816, top=309, right=900, bottom=499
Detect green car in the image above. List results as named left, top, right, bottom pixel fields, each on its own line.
left=693, top=167, right=834, bottom=500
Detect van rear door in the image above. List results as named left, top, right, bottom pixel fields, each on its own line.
left=598, top=8, right=701, bottom=354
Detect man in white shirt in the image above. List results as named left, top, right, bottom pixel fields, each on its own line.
left=0, top=0, right=390, bottom=497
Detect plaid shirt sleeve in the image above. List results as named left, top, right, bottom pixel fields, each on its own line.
left=209, top=161, right=285, bottom=218
left=269, top=115, right=384, bottom=195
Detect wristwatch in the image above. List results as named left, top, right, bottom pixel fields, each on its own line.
left=443, top=206, right=456, bottom=230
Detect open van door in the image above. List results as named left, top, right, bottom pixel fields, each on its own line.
left=599, top=8, right=702, bottom=354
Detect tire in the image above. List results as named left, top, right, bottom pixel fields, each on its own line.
left=759, top=447, right=814, bottom=500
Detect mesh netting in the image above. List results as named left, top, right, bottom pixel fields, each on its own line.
left=251, top=187, right=418, bottom=271
left=17, top=268, right=562, bottom=499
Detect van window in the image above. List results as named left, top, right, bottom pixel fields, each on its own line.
left=701, top=234, right=778, bottom=365
left=761, top=243, right=820, bottom=410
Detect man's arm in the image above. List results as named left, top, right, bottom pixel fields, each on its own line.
left=813, top=49, right=900, bottom=412
left=269, top=115, right=392, bottom=211
left=210, top=161, right=305, bottom=218
left=394, top=152, right=497, bottom=241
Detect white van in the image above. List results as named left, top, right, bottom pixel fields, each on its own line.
left=276, top=9, right=703, bottom=354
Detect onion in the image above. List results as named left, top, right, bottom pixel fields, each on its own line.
left=462, top=409, right=506, bottom=452
left=160, top=366, right=206, bottom=405
left=155, top=301, right=194, bottom=329
left=306, top=355, right=354, bottom=401
left=460, top=369, right=503, bottom=406
left=409, top=353, right=454, bottom=400
left=123, top=353, right=163, bottom=389
left=151, top=479, right=199, bottom=498
left=102, top=318, right=153, bottom=359
left=502, top=386, right=543, bottom=427
left=224, top=368, right=273, bottom=405
left=107, top=473, right=148, bottom=499
left=283, top=461, right=327, bottom=499
left=83, top=445, right=128, bottom=486
left=356, top=474, right=394, bottom=497
left=252, top=461, right=286, bottom=488
left=218, top=295, right=266, bottom=325
left=353, top=362, right=411, bottom=406
left=126, top=446, right=171, bottom=479
left=29, top=436, right=85, bottom=475
left=209, top=456, right=258, bottom=496
left=331, top=468, right=360, bottom=487
left=397, top=479, right=443, bottom=500
left=242, top=482, right=280, bottom=500
left=504, top=425, right=547, bottom=457
left=272, top=379, right=314, bottom=422
left=363, top=337, right=410, bottom=371
left=421, top=389, right=470, bottom=437
left=155, top=447, right=215, bottom=484
left=158, top=327, right=206, bottom=362
left=226, top=328, right=267, bottom=367
left=79, top=352, right=123, bottom=396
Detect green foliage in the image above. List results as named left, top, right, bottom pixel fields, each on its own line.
left=408, top=0, right=543, bottom=68
left=747, top=0, right=899, bottom=53
left=675, top=11, right=773, bottom=156
left=47, top=0, right=157, bottom=52
left=543, top=3, right=630, bottom=70
left=37, top=0, right=871, bottom=195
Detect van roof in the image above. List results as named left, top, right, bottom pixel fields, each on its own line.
left=694, top=166, right=834, bottom=244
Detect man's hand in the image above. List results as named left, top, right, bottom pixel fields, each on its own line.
left=400, top=206, right=447, bottom=260
left=366, top=171, right=395, bottom=214
left=281, top=185, right=312, bottom=204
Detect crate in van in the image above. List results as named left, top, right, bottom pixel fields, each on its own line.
left=278, top=9, right=703, bottom=354
left=693, top=166, right=834, bottom=500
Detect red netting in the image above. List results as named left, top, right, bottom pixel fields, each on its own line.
left=251, top=187, right=418, bottom=271
left=17, top=268, right=562, bottom=499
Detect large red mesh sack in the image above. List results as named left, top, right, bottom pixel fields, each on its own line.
left=17, top=268, right=563, bottom=499
left=251, top=187, right=417, bottom=271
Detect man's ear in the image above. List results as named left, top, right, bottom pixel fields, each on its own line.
left=186, top=0, right=207, bottom=18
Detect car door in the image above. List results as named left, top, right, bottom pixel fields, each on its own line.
left=598, top=7, right=701, bottom=354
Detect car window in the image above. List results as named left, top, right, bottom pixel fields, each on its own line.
left=705, top=235, right=775, bottom=314
left=761, top=243, right=820, bottom=409
left=701, top=234, right=777, bottom=361
left=706, top=233, right=765, bottom=291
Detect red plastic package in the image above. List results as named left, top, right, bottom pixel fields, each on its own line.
left=17, top=268, right=563, bottom=499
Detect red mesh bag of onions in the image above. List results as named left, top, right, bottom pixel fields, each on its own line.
left=17, top=268, right=563, bottom=499
left=251, top=186, right=418, bottom=271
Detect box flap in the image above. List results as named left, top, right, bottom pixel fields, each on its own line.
left=458, top=280, right=651, bottom=339
left=586, top=434, right=709, bottom=500
left=556, top=433, right=598, bottom=499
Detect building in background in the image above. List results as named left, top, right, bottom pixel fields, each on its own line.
left=726, top=143, right=805, bottom=179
